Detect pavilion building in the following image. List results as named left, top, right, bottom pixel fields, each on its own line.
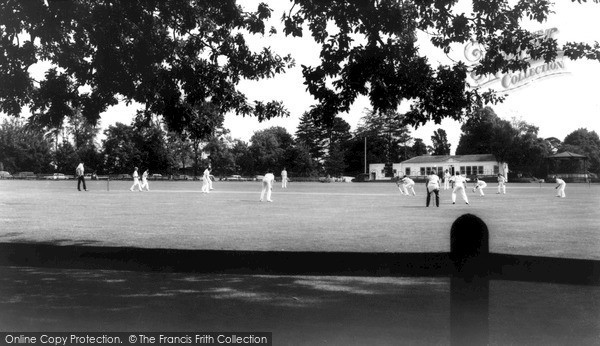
left=368, top=154, right=508, bottom=181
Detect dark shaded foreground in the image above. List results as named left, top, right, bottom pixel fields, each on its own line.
left=1, top=266, right=599, bottom=345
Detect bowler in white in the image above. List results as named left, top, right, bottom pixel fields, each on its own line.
left=451, top=172, right=469, bottom=205
left=555, top=176, right=566, bottom=198
left=260, top=170, right=275, bottom=202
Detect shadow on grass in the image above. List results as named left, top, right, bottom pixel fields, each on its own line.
left=0, top=265, right=450, bottom=341
left=0, top=241, right=451, bottom=277
left=0, top=232, right=24, bottom=238
left=4, top=238, right=103, bottom=247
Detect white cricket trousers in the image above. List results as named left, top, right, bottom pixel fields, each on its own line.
left=403, top=184, right=416, bottom=196
left=452, top=186, right=469, bottom=203
left=130, top=178, right=141, bottom=191
left=202, top=178, right=210, bottom=193
left=475, top=182, right=487, bottom=196
left=497, top=182, right=506, bottom=194
left=556, top=183, right=566, bottom=198
left=261, top=181, right=273, bottom=201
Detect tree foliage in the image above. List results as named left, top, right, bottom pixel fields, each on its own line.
left=456, top=107, right=515, bottom=162
left=295, top=112, right=351, bottom=167
left=457, top=107, right=556, bottom=176
left=282, top=0, right=600, bottom=127
left=249, top=126, right=295, bottom=173
left=411, top=138, right=428, bottom=157
left=431, top=128, right=451, bottom=155
left=355, top=108, right=412, bottom=163
left=0, top=118, right=52, bottom=173
left=561, top=128, right=600, bottom=174
left=101, top=123, right=144, bottom=174
left=0, top=0, right=294, bottom=133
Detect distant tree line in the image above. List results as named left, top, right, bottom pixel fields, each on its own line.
left=1, top=106, right=598, bottom=179
left=0, top=108, right=440, bottom=177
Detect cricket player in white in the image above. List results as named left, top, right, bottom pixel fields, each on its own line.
left=260, top=170, right=275, bottom=202
left=497, top=173, right=507, bottom=194
left=130, top=167, right=142, bottom=191
left=281, top=168, right=288, bottom=188
left=426, top=172, right=441, bottom=207
left=201, top=167, right=211, bottom=193
left=451, top=172, right=469, bottom=204
left=555, top=176, right=566, bottom=198
left=140, top=169, right=150, bottom=191
left=443, top=169, right=451, bottom=190
left=207, top=165, right=214, bottom=190
left=472, top=177, right=487, bottom=196
left=401, top=176, right=416, bottom=196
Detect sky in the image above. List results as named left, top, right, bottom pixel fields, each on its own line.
left=217, top=0, right=600, bottom=154
left=10, top=1, right=600, bottom=155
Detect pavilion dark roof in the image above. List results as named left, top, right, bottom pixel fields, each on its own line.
left=401, top=154, right=498, bottom=164
left=548, top=151, right=587, bottom=159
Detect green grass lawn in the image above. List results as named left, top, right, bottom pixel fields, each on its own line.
left=1, top=180, right=599, bottom=259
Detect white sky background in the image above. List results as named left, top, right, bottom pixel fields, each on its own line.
left=218, top=0, right=600, bottom=153
left=11, top=1, right=600, bottom=154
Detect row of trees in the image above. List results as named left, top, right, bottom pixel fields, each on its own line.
left=2, top=106, right=598, bottom=178
left=0, top=108, right=449, bottom=177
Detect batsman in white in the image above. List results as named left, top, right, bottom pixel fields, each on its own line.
left=443, top=169, right=451, bottom=190
left=497, top=173, right=507, bottom=194
left=400, top=176, right=416, bottom=196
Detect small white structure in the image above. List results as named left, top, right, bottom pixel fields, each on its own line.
left=369, top=154, right=508, bottom=180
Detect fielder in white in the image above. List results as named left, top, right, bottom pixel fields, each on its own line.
left=497, top=173, right=507, bottom=194
left=395, top=175, right=405, bottom=195
left=400, top=176, right=416, bottom=196
left=208, top=165, right=214, bottom=190
left=281, top=168, right=288, bottom=188
left=443, top=169, right=451, bottom=190
left=472, top=177, right=487, bottom=196
left=201, top=166, right=211, bottom=194
left=130, top=167, right=142, bottom=191
left=555, top=176, right=566, bottom=198
left=260, top=170, right=275, bottom=202
left=450, top=172, right=469, bottom=205
left=140, top=169, right=150, bottom=191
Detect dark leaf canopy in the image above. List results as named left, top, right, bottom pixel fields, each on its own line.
left=0, top=0, right=294, bottom=132
left=283, top=0, right=600, bottom=127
